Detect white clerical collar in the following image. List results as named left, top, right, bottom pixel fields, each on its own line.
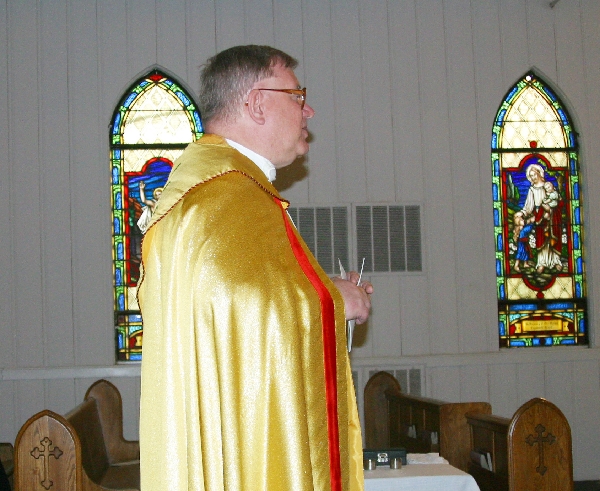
left=226, top=139, right=277, bottom=182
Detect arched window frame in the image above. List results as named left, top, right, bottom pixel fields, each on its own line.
left=491, top=71, right=587, bottom=348
left=110, top=68, right=203, bottom=361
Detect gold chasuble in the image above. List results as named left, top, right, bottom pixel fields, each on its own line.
left=138, top=135, right=363, bottom=491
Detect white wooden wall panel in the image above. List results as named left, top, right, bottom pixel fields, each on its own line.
left=70, top=0, right=115, bottom=366
left=128, top=0, right=157, bottom=76
left=184, top=1, right=216, bottom=88
left=303, top=0, right=337, bottom=204
left=499, top=0, right=529, bottom=87
left=459, top=364, right=490, bottom=404
left=9, top=0, right=45, bottom=369
left=516, top=362, right=546, bottom=407
left=215, top=0, right=245, bottom=53
left=360, top=0, right=396, bottom=203
left=40, top=0, right=75, bottom=367
left=388, top=0, right=423, bottom=204
left=398, top=274, right=429, bottom=356
left=331, top=0, right=366, bottom=202
left=471, top=0, right=506, bottom=352
left=416, top=0, right=458, bottom=354
left=244, top=0, right=276, bottom=46
left=572, top=360, right=600, bottom=480
left=0, top=0, right=15, bottom=368
left=428, top=365, right=461, bottom=401
left=488, top=362, right=518, bottom=418
left=371, top=276, right=402, bottom=357
left=526, top=0, right=557, bottom=82
left=445, top=0, right=489, bottom=355
left=157, top=0, right=189, bottom=80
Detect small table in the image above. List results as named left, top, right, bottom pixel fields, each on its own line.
left=364, top=463, right=480, bottom=491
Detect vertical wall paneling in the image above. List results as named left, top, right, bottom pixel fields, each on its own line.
left=525, top=0, right=557, bottom=82
left=498, top=0, right=528, bottom=87
left=40, top=0, right=75, bottom=367
left=571, top=360, right=600, bottom=481
left=330, top=0, right=366, bottom=202
left=458, top=364, right=490, bottom=404
left=184, top=0, right=217, bottom=88
left=581, top=0, right=600, bottom=349
left=488, top=362, right=518, bottom=418
left=388, top=0, right=423, bottom=204
left=0, top=0, right=16, bottom=367
left=73, top=0, right=115, bottom=366
left=444, top=0, right=488, bottom=354
left=516, top=362, right=546, bottom=407
left=359, top=0, right=395, bottom=202
left=46, top=379, right=77, bottom=417
left=543, top=360, right=574, bottom=431
left=398, top=275, right=429, bottom=356
left=428, top=365, right=461, bottom=401
left=127, top=0, right=157, bottom=79
left=370, top=276, right=402, bottom=357
left=0, top=382, right=16, bottom=444
left=9, top=0, right=45, bottom=368
left=471, top=0, right=505, bottom=352
left=415, top=0, right=458, bottom=354
left=244, top=0, right=276, bottom=46
left=214, top=0, right=245, bottom=52
left=156, top=0, right=189, bottom=80
left=302, top=0, right=337, bottom=204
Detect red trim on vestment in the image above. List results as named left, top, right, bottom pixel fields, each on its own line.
left=276, top=198, right=342, bottom=491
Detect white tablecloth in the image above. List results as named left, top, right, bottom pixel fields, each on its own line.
left=364, top=463, right=480, bottom=491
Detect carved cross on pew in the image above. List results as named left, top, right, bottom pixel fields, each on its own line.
left=30, top=437, right=64, bottom=490
left=525, top=423, right=556, bottom=476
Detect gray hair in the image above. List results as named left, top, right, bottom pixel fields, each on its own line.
left=199, top=45, right=298, bottom=125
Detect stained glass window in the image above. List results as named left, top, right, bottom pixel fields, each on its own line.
left=491, top=72, right=587, bottom=348
left=110, top=70, right=203, bottom=361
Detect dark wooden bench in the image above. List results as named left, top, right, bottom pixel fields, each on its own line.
left=466, top=397, right=573, bottom=491
left=364, top=371, right=492, bottom=472
left=14, top=379, right=139, bottom=491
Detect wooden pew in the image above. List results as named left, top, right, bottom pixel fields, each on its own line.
left=0, top=442, right=13, bottom=490
left=364, top=371, right=492, bottom=471
left=466, top=397, right=573, bottom=491
left=14, top=379, right=139, bottom=491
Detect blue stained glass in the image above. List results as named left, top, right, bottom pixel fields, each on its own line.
left=573, top=182, right=579, bottom=200
left=499, top=321, right=506, bottom=336
left=574, top=232, right=579, bottom=249
left=561, top=339, right=575, bottom=345
left=116, top=192, right=122, bottom=210
left=569, top=132, right=575, bottom=147
left=545, top=338, right=553, bottom=346
left=124, top=92, right=137, bottom=108
left=164, top=80, right=173, bottom=87
left=116, top=269, right=122, bottom=286
left=577, top=257, right=583, bottom=273
left=176, top=91, right=190, bottom=105
left=140, top=80, right=150, bottom=88
left=499, top=284, right=505, bottom=299
left=112, top=167, right=120, bottom=184
left=491, top=133, right=498, bottom=148
left=511, top=340, right=526, bottom=347
left=494, top=209, right=499, bottom=226
left=570, top=158, right=577, bottom=173
left=494, top=159, right=499, bottom=176
left=492, top=183, right=498, bottom=201
left=507, top=86, right=518, bottom=102
left=547, top=302, right=572, bottom=310
left=496, top=259, right=502, bottom=276
left=118, top=293, right=125, bottom=310
left=497, top=109, right=506, bottom=125
left=117, top=242, right=124, bottom=260
left=575, top=207, right=580, bottom=223
left=497, top=234, right=503, bottom=251
left=117, top=333, right=124, bottom=349
left=543, top=86, right=557, bottom=102
left=113, top=218, right=120, bottom=235
left=130, top=354, right=142, bottom=361
left=194, top=113, right=203, bottom=132
left=558, top=108, right=568, bottom=125
left=579, top=318, right=585, bottom=332
left=113, top=113, right=121, bottom=134
left=114, top=149, right=121, bottom=159
left=532, top=338, right=540, bottom=346
left=511, top=303, right=537, bottom=310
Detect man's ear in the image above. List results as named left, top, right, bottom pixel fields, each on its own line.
left=245, top=89, right=266, bottom=125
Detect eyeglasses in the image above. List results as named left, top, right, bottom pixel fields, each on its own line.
left=246, top=87, right=307, bottom=109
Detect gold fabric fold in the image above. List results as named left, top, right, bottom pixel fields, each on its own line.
left=138, top=135, right=363, bottom=491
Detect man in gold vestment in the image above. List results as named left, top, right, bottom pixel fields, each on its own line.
left=138, top=45, right=373, bottom=491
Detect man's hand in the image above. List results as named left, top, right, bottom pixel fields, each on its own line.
left=331, top=272, right=373, bottom=325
